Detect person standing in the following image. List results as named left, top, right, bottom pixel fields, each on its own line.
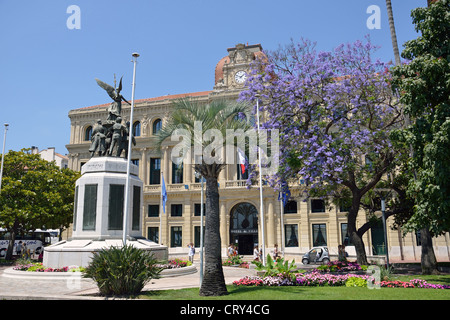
left=227, top=244, right=234, bottom=259
left=273, top=244, right=280, bottom=260
left=22, top=242, right=28, bottom=259
left=253, top=245, right=260, bottom=261
left=188, top=243, right=195, bottom=263
left=16, top=241, right=23, bottom=257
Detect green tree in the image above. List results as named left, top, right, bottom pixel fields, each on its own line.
left=391, top=0, right=450, bottom=274
left=155, top=98, right=252, bottom=296
left=0, top=149, right=80, bottom=260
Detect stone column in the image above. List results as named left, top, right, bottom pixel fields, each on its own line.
left=140, top=148, right=148, bottom=185
left=163, top=146, right=170, bottom=183
left=267, top=199, right=275, bottom=249
left=299, top=196, right=310, bottom=252
left=219, top=147, right=226, bottom=181
left=220, top=201, right=227, bottom=252
left=185, top=152, right=192, bottom=184
left=183, top=199, right=192, bottom=247
left=328, top=203, right=339, bottom=254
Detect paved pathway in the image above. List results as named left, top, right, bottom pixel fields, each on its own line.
left=0, top=264, right=257, bottom=300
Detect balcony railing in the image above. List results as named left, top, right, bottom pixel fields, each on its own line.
left=144, top=180, right=256, bottom=193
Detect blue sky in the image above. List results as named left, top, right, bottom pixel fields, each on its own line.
left=0, top=0, right=425, bottom=156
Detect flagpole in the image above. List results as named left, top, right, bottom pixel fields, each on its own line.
left=122, top=52, right=139, bottom=246
left=160, top=170, right=163, bottom=245
left=200, top=173, right=204, bottom=286
left=0, top=123, right=9, bottom=193
left=256, top=97, right=266, bottom=265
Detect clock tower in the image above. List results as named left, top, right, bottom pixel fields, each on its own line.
left=213, top=43, right=265, bottom=94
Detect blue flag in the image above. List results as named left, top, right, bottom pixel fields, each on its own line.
left=161, top=175, right=167, bottom=214
left=278, top=182, right=290, bottom=207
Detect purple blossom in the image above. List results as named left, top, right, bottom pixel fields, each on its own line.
left=239, top=37, right=404, bottom=195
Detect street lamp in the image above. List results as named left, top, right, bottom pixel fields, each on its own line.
left=122, top=52, right=139, bottom=246
left=195, top=170, right=205, bottom=286
left=0, top=123, right=9, bottom=193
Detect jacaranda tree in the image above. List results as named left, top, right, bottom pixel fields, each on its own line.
left=240, top=38, right=405, bottom=265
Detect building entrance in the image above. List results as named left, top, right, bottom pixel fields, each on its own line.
left=230, top=202, right=258, bottom=255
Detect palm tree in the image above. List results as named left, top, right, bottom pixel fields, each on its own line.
left=154, top=98, right=252, bottom=296
left=386, top=0, right=401, bottom=66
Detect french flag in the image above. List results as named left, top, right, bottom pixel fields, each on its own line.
left=237, top=148, right=246, bottom=174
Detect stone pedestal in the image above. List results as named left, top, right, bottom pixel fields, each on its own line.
left=44, top=157, right=168, bottom=268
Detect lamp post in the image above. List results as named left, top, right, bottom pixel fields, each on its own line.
left=195, top=171, right=205, bottom=286
left=256, top=97, right=266, bottom=265
left=0, top=123, right=9, bottom=193
left=381, top=198, right=390, bottom=270
left=122, top=52, right=139, bottom=246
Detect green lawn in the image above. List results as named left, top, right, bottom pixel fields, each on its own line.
left=140, top=274, right=450, bottom=300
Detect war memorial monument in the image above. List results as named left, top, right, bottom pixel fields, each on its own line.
left=43, top=76, right=168, bottom=268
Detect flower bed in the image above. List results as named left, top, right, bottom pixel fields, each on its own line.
left=13, top=259, right=194, bottom=272
left=314, top=260, right=368, bottom=273
left=158, top=258, right=192, bottom=269
left=233, top=272, right=450, bottom=289
left=13, top=263, right=85, bottom=272
left=382, top=279, right=450, bottom=289
left=222, top=255, right=249, bottom=268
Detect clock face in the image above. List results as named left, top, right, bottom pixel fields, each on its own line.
left=234, top=70, right=247, bottom=84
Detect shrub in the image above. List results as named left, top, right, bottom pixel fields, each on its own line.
left=345, top=276, right=367, bottom=287
left=83, top=245, right=162, bottom=296
left=252, top=254, right=298, bottom=281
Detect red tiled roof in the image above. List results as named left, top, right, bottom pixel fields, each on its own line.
left=74, top=91, right=213, bottom=111
left=215, top=56, right=230, bottom=85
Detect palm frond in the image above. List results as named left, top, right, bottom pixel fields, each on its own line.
left=154, top=98, right=252, bottom=149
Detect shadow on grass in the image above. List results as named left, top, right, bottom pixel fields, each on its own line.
left=419, top=276, right=450, bottom=285
left=140, top=285, right=309, bottom=300
left=227, top=285, right=306, bottom=296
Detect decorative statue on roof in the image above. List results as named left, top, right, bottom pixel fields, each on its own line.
left=95, top=75, right=131, bottom=121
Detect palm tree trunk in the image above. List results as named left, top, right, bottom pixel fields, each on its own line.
left=199, top=175, right=228, bottom=296
left=386, top=0, right=401, bottom=66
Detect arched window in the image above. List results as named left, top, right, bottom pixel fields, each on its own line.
left=230, top=202, right=258, bottom=231
left=84, top=126, right=93, bottom=141
left=133, top=121, right=141, bottom=137
left=229, top=202, right=258, bottom=255
left=153, top=119, right=162, bottom=135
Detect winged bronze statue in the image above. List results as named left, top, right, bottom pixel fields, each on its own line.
left=95, top=76, right=131, bottom=121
